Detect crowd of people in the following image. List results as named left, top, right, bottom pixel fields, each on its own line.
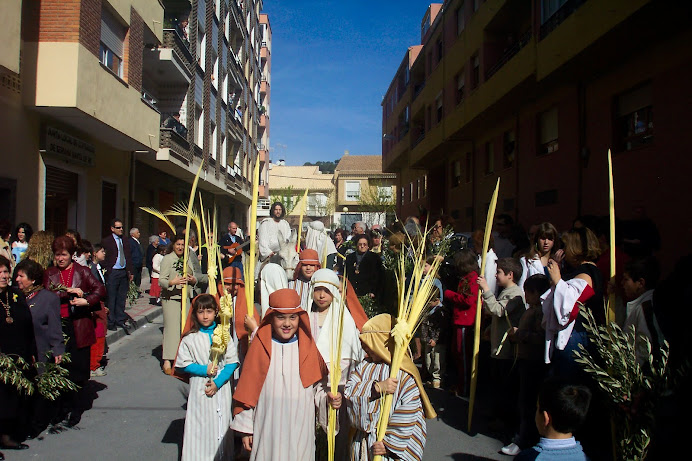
left=0, top=205, right=686, bottom=461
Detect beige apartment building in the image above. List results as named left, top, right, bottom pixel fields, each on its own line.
left=0, top=0, right=270, bottom=242
left=268, top=164, right=335, bottom=227
left=333, top=153, right=396, bottom=230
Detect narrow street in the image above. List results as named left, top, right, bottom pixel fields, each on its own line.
left=11, top=314, right=507, bottom=461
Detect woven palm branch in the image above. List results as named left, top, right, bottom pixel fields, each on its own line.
left=373, top=226, right=443, bottom=461
left=327, top=274, right=348, bottom=461
left=139, top=207, right=176, bottom=235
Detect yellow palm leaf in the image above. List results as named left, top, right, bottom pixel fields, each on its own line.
left=139, top=207, right=176, bottom=235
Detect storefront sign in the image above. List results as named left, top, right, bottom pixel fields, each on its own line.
left=44, top=126, right=95, bottom=167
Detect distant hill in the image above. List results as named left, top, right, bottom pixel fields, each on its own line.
left=303, top=159, right=340, bottom=174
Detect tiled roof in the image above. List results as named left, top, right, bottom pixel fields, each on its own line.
left=335, top=154, right=385, bottom=173
left=268, top=165, right=334, bottom=191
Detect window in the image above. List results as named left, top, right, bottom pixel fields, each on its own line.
left=436, top=39, right=443, bottom=65
left=538, top=107, right=559, bottom=155
left=377, top=186, right=393, bottom=200
left=100, top=8, right=125, bottom=77
left=401, top=186, right=405, bottom=205
left=471, top=54, right=480, bottom=89
left=541, top=0, right=569, bottom=24
left=416, top=178, right=421, bottom=199
left=345, top=181, right=360, bottom=201
left=195, top=105, right=204, bottom=148
left=421, top=10, right=431, bottom=39
left=435, top=92, right=443, bottom=123
left=456, top=71, right=465, bottom=104
left=423, top=175, right=427, bottom=197
left=452, top=160, right=461, bottom=187
left=485, top=142, right=494, bottom=175
left=465, top=152, right=472, bottom=183
left=503, top=130, right=516, bottom=168
left=210, top=122, right=217, bottom=160
left=456, top=3, right=465, bottom=35
left=409, top=182, right=414, bottom=201
left=535, top=189, right=558, bottom=207
left=426, top=52, right=432, bottom=76
left=616, top=83, right=653, bottom=151
left=426, top=105, right=432, bottom=132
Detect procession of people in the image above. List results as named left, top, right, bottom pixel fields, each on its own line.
left=0, top=202, right=685, bottom=461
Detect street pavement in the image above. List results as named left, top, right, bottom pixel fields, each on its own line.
left=10, top=292, right=509, bottom=460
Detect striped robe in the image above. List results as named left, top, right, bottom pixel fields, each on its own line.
left=175, top=331, right=239, bottom=461
left=344, top=361, right=426, bottom=461
left=289, top=278, right=312, bottom=311
left=231, top=338, right=331, bottom=461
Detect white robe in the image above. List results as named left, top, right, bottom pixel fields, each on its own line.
left=258, top=218, right=291, bottom=261
left=175, top=330, right=240, bottom=461
left=289, top=278, right=313, bottom=311
left=231, top=339, right=331, bottom=461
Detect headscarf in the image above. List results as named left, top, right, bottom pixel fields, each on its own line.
left=232, top=288, right=327, bottom=416
left=305, top=221, right=337, bottom=265
left=292, top=248, right=321, bottom=281
left=359, top=314, right=437, bottom=419
left=260, top=263, right=288, bottom=317
left=310, top=269, right=364, bottom=364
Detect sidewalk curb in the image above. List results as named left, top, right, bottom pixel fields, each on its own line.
left=106, top=304, right=163, bottom=346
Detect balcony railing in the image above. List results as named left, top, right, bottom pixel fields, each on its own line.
left=539, top=0, right=587, bottom=40
left=160, top=128, right=192, bottom=163
left=258, top=144, right=266, bottom=151
left=485, top=29, right=532, bottom=81
left=162, top=29, right=193, bottom=66
left=261, top=41, right=267, bottom=48
left=412, top=81, right=426, bottom=102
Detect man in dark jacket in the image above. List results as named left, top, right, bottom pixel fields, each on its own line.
left=100, top=219, right=133, bottom=332
left=128, top=228, right=144, bottom=292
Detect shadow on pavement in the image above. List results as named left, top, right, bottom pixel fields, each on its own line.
left=162, top=418, right=185, bottom=461
left=450, top=454, right=500, bottom=461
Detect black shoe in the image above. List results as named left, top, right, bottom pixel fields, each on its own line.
left=121, top=323, right=132, bottom=335
left=0, top=451, right=4, bottom=460
left=0, top=443, right=29, bottom=450
left=108, top=324, right=117, bottom=331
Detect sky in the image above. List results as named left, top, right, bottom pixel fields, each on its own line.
left=263, top=1, right=428, bottom=166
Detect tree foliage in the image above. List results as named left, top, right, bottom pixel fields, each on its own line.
left=303, top=160, right=340, bottom=174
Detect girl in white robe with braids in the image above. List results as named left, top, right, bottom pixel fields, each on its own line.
left=175, top=294, right=239, bottom=461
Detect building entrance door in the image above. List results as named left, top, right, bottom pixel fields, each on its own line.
left=45, top=166, right=78, bottom=236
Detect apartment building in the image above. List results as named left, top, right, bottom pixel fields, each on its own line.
left=382, top=0, right=692, bottom=271
left=334, top=153, right=396, bottom=230
left=268, top=165, right=335, bottom=227
left=0, top=0, right=269, bottom=241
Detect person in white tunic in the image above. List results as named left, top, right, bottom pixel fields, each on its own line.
left=309, top=268, right=367, bottom=461
left=175, top=294, right=240, bottom=461
left=305, top=221, right=337, bottom=270
left=258, top=202, right=291, bottom=263
left=259, top=263, right=288, bottom=318
left=288, top=249, right=321, bottom=310
left=231, top=288, right=342, bottom=461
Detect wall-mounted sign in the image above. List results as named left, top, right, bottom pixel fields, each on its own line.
left=44, top=126, right=95, bottom=167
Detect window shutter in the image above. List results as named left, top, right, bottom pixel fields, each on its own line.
left=101, top=9, right=125, bottom=56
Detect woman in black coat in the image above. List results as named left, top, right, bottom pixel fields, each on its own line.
left=0, top=255, right=36, bottom=454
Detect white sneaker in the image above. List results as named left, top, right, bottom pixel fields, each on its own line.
left=91, top=367, right=107, bottom=377
left=501, top=443, right=521, bottom=456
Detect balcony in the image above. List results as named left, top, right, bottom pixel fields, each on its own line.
left=260, top=79, right=269, bottom=94
left=485, top=29, right=532, bottom=81
left=159, top=128, right=192, bottom=164
left=259, top=114, right=268, bottom=128
left=144, top=35, right=192, bottom=85
left=259, top=183, right=269, bottom=199
left=540, top=0, right=587, bottom=40
left=260, top=46, right=269, bottom=60
left=162, top=29, right=193, bottom=69
left=258, top=146, right=268, bottom=164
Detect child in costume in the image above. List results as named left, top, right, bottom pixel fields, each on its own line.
left=231, top=288, right=341, bottom=460
left=175, top=294, right=239, bottom=461
left=289, top=248, right=321, bottom=310
left=310, top=268, right=367, bottom=459
left=345, top=314, right=437, bottom=461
